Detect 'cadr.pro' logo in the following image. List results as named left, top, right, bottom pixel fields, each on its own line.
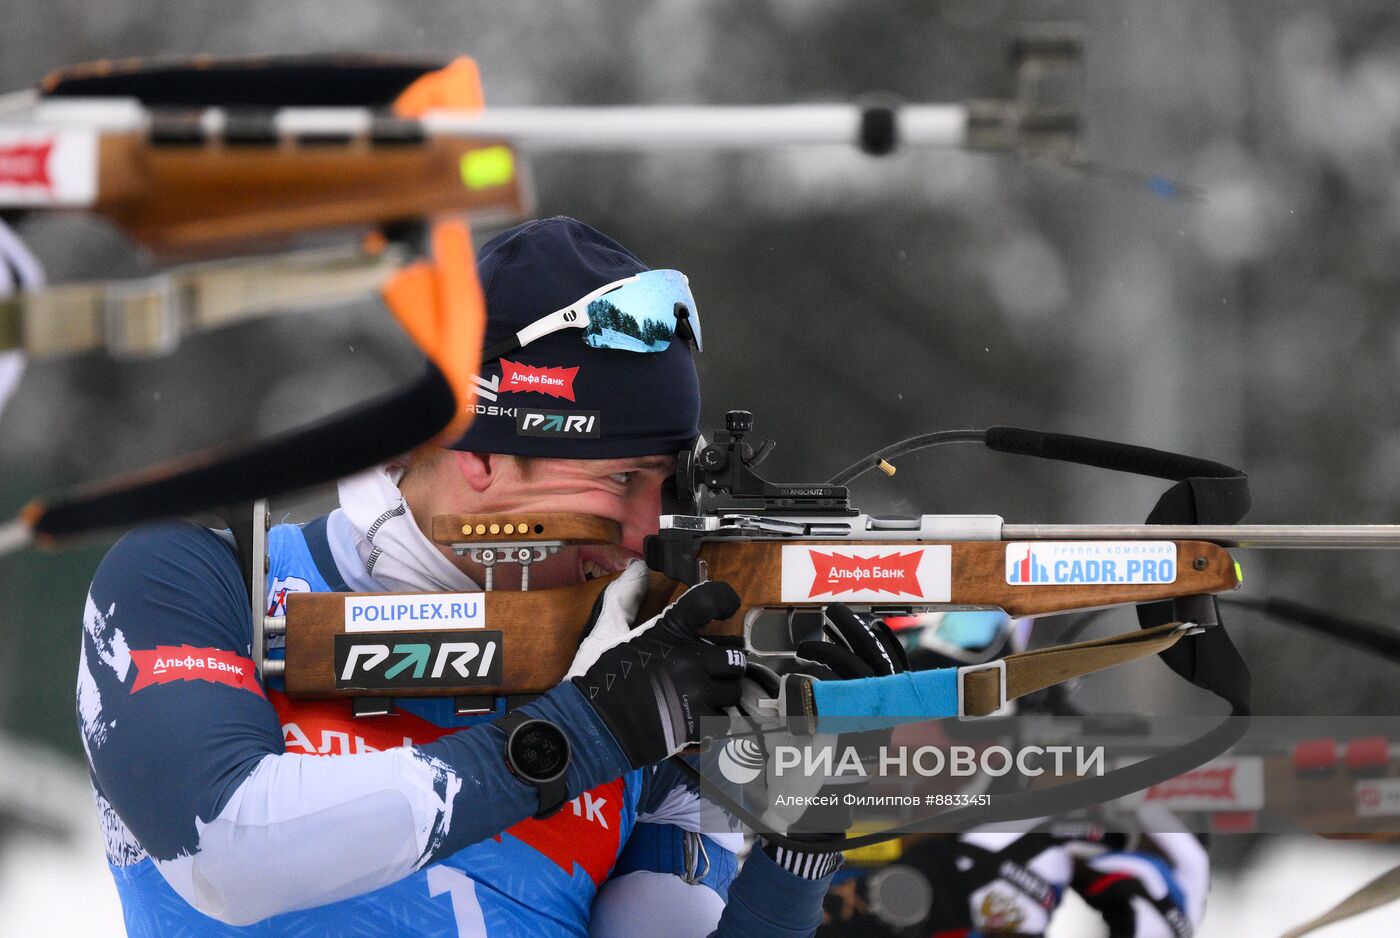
left=334, top=630, right=503, bottom=689
left=1006, top=547, right=1051, bottom=584
left=1004, top=542, right=1177, bottom=586
left=516, top=408, right=601, bottom=439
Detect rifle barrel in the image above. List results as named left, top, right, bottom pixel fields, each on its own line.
left=23, top=100, right=970, bottom=149
left=1001, top=524, right=1400, bottom=549
left=423, top=105, right=967, bottom=149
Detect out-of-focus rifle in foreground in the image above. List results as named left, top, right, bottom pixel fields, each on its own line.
left=0, top=36, right=1086, bottom=555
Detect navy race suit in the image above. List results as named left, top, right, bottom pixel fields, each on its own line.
left=77, top=512, right=825, bottom=936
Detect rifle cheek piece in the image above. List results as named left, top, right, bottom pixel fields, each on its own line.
left=644, top=529, right=703, bottom=585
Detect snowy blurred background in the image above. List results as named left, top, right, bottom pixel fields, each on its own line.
left=4, top=0, right=1400, bottom=933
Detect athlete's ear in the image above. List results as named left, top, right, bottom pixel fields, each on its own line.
left=451, top=450, right=502, bottom=493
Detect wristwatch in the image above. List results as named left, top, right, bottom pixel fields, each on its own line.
left=498, top=710, right=571, bottom=819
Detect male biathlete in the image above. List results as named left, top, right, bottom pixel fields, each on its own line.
left=77, top=217, right=887, bottom=936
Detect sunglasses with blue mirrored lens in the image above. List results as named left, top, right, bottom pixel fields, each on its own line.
left=481, top=269, right=701, bottom=364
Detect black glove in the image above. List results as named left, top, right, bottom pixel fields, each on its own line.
left=755, top=604, right=908, bottom=878
left=795, top=602, right=909, bottom=683
left=573, top=579, right=746, bottom=769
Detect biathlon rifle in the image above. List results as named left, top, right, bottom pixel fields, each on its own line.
left=274, top=409, right=1245, bottom=702
left=272, top=408, right=1400, bottom=847
left=0, top=44, right=1079, bottom=257
left=276, top=408, right=1400, bottom=703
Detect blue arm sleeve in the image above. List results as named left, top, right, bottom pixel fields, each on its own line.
left=78, top=521, right=632, bottom=921
left=594, top=834, right=832, bottom=938
left=610, top=822, right=738, bottom=899
left=79, top=521, right=280, bottom=862
left=712, top=848, right=833, bottom=938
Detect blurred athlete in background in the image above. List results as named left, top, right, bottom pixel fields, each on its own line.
left=817, top=612, right=1210, bottom=938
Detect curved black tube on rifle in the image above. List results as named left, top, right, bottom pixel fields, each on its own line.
left=25, top=361, right=455, bottom=541
left=828, top=426, right=1246, bottom=488
left=983, top=426, right=1244, bottom=482
left=826, top=430, right=987, bottom=486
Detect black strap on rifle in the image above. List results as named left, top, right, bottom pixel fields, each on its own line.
left=1136, top=473, right=1251, bottom=718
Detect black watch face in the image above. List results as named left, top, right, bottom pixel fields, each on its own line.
left=510, top=721, right=570, bottom=783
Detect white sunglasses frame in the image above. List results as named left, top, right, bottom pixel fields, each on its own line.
left=481, top=269, right=695, bottom=363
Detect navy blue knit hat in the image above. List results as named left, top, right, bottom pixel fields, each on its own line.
left=450, top=216, right=701, bottom=458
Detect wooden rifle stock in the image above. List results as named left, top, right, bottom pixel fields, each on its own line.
left=92, top=132, right=528, bottom=257
left=279, top=513, right=1239, bottom=699
left=9, top=55, right=530, bottom=257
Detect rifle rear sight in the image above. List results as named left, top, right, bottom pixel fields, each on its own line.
left=673, top=410, right=853, bottom=517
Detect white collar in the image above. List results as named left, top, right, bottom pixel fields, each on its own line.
left=333, top=466, right=481, bottom=593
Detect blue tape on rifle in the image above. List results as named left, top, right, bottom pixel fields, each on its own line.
left=810, top=668, right=959, bottom=722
